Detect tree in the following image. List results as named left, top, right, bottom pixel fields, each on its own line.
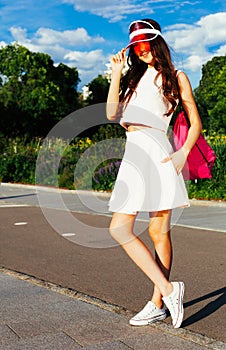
left=194, top=56, right=226, bottom=134
left=86, top=75, right=109, bottom=105
left=0, top=44, right=81, bottom=138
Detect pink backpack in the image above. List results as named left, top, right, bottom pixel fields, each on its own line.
left=171, top=111, right=216, bottom=180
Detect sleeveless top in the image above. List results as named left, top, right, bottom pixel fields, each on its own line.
left=120, top=67, right=180, bottom=133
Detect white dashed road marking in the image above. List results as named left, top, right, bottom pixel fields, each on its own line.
left=62, top=233, right=76, bottom=237
left=14, top=222, right=28, bottom=226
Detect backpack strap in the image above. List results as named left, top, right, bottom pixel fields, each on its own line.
left=175, top=69, right=184, bottom=112
left=194, top=141, right=211, bottom=166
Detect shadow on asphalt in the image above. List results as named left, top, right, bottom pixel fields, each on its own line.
left=182, top=286, right=226, bottom=327
left=0, top=193, right=36, bottom=200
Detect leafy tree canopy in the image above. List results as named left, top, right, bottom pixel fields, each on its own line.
left=86, top=74, right=109, bottom=105
left=194, top=56, right=226, bottom=134
left=0, top=44, right=81, bottom=137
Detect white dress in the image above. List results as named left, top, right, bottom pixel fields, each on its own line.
left=108, top=68, right=190, bottom=214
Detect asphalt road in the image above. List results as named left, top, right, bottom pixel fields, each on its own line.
left=0, top=184, right=226, bottom=343
left=0, top=182, right=226, bottom=232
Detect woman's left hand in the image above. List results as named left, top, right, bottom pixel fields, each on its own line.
left=161, top=148, right=187, bottom=175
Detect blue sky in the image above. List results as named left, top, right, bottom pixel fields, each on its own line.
left=0, top=0, right=226, bottom=91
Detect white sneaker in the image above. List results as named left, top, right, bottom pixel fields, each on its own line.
left=129, top=301, right=166, bottom=326
left=162, top=281, right=185, bottom=328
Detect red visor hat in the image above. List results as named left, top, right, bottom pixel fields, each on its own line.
left=126, top=20, right=163, bottom=49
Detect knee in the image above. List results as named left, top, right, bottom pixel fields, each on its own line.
left=148, top=224, right=170, bottom=245
left=109, top=221, right=120, bottom=242
left=148, top=225, right=160, bottom=244
left=109, top=220, right=131, bottom=244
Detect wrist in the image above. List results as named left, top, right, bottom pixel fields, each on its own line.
left=111, top=65, right=124, bottom=74
left=182, top=146, right=190, bottom=157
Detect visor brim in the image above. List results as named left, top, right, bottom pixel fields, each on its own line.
left=126, top=33, right=159, bottom=49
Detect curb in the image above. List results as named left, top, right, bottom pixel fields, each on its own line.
left=1, top=267, right=225, bottom=350
left=1, top=182, right=226, bottom=207
left=0, top=182, right=111, bottom=198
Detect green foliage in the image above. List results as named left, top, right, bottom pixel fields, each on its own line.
left=0, top=44, right=81, bottom=138
left=0, top=137, right=41, bottom=183
left=58, top=138, right=93, bottom=189
left=0, top=132, right=225, bottom=200
left=194, top=56, right=226, bottom=134
left=86, top=75, right=109, bottom=105
left=92, top=160, right=121, bottom=191
left=91, top=123, right=126, bottom=142
left=0, top=51, right=225, bottom=200
left=187, top=134, right=226, bottom=200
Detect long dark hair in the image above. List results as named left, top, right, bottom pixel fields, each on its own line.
left=120, top=19, right=179, bottom=116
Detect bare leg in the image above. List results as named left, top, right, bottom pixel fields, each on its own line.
left=109, top=212, right=173, bottom=297
left=148, top=210, right=172, bottom=308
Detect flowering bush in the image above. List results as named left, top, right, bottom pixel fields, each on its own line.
left=93, top=160, right=121, bottom=191
left=0, top=137, right=41, bottom=184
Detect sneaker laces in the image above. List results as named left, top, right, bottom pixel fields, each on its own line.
left=135, top=302, right=158, bottom=319
left=167, top=294, right=178, bottom=313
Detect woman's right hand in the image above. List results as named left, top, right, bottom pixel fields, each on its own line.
left=161, top=148, right=188, bottom=175
left=110, top=48, right=127, bottom=73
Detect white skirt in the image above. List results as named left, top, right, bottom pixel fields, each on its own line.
left=108, top=128, right=190, bottom=214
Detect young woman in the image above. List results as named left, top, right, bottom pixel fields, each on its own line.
left=106, top=19, right=202, bottom=329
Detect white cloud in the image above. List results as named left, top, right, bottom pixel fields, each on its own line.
left=62, top=0, right=198, bottom=22
left=62, top=0, right=153, bottom=22
left=165, top=13, right=226, bottom=53
left=9, top=25, right=106, bottom=65
left=185, top=55, right=210, bottom=72
left=0, top=41, right=7, bottom=48
left=5, top=9, right=226, bottom=89
left=36, top=27, right=104, bottom=46
left=164, top=12, right=226, bottom=72
left=197, top=12, right=226, bottom=45
left=215, top=44, right=226, bottom=56
left=9, top=27, right=68, bottom=61
left=65, top=49, right=104, bottom=69
left=10, top=26, right=104, bottom=48
left=8, top=26, right=107, bottom=88
left=10, top=27, right=28, bottom=42
left=64, top=49, right=107, bottom=84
